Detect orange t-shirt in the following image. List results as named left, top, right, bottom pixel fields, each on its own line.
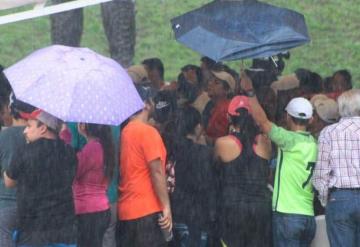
left=118, top=119, right=167, bottom=220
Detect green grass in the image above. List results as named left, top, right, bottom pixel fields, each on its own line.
left=0, top=0, right=359, bottom=85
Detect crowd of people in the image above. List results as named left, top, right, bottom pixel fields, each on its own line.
left=0, top=53, right=359, bottom=247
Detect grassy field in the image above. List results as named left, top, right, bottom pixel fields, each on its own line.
left=0, top=0, right=359, bottom=85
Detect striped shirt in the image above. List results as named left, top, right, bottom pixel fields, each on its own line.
left=313, top=117, right=360, bottom=206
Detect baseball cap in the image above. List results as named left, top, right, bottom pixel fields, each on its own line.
left=154, top=90, right=175, bottom=110
left=285, top=97, right=313, bottom=119
left=9, top=92, right=36, bottom=115
left=310, top=94, right=339, bottom=123
left=153, top=90, right=177, bottom=124
left=20, top=109, right=63, bottom=133
left=270, top=74, right=300, bottom=95
left=228, top=96, right=251, bottom=116
left=127, top=65, right=148, bottom=84
left=211, top=70, right=236, bottom=92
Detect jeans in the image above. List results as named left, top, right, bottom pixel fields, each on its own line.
left=13, top=225, right=77, bottom=247
left=173, top=223, right=208, bottom=247
left=326, top=190, right=360, bottom=247
left=102, top=203, right=117, bottom=247
left=273, top=212, right=315, bottom=247
left=77, top=209, right=110, bottom=247
left=118, top=212, right=167, bottom=247
left=0, top=206, right=17, bottom=247
left=18, top=245, right=76, bottom=247
left=220, top=201, right=272, bottom=247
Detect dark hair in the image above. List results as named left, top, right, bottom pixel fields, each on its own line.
left=322, top=76, right=333, bottom=92
left=309, top=72, right=323, bottom=94
left=245, top=69, right=277, bottom=90
left=176, top=106, right=201, bottom=137
left=0, top=65, right=12, bottom=109
left=0, top=66, right=11, bottom=94
left=142, top=58, right=164, bottom=80
left=200, top=56, right=217, bottom=69
left=295, top=68, right=312, bottom=83
left=181, top=64, right=203, bottom=86
left=162, top=106, right=201, bottom=161
left=84, top=124, right=115, bottom=180
left=176, top=73, right=198, bottom=104
left=333, top=69, right=352, bottom=90
left=290, top=116, right=310, bottom=126
left=229, top=108, right=260, bottom=157
left=295, top=68, right=322, bottom=94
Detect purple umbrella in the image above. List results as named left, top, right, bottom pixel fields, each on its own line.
left=4, top=45, right=144, bottom=125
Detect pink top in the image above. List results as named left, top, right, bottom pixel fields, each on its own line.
left=73, top=140, right=109, bottom=214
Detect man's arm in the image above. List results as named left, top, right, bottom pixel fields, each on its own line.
left=313, top=131, right=332, bottom=206
left=2, top=147, right=24, bottom=188
left=240, top=71, right=273, bottom=134
left=149, top=158, right=172, bottom=231
left=3, top=171, right=16, bottom=188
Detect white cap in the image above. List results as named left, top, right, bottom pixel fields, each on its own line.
left=285, top=97, right=313, bottom=119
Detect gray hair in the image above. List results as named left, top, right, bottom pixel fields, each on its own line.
left=337, top=89, right=360, bottom=117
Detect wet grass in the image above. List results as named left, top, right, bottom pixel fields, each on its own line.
left=0, top=0, right=359, bottom=85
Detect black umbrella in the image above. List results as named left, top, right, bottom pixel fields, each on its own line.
left=171, top=0, right=310, bottom=61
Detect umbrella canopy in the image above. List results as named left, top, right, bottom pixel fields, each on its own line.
left=171, top=0, right=310, bottom=61
left=4, top=45, right=144, bottom=125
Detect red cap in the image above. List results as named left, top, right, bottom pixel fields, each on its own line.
left=19, top=109, right=42, bottom=120
left=228, top=96, right=251, bottom=116
left=20, top=109, right=63, bottom=132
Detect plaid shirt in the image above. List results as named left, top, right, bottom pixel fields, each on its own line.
left=313, top=117, right=360, bottom=206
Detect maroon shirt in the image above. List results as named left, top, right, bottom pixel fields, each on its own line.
left=206, top=99, right=230, bottom=139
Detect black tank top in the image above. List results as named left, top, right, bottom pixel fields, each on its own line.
left=218, top=135, right=271, bottom=206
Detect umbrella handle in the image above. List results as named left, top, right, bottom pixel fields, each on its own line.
left=240, top=60, right=245, bottom=70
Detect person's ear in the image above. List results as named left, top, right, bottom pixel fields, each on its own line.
left=38, top=123, right=48, bottom=135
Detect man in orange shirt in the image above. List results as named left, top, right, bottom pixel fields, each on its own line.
left=118, top=85, right=172, bottom=247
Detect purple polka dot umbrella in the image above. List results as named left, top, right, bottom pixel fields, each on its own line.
left=4, top=45, right=144, bottom=125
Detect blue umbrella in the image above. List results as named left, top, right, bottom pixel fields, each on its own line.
left=171, top=0, right=310, bottom=61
